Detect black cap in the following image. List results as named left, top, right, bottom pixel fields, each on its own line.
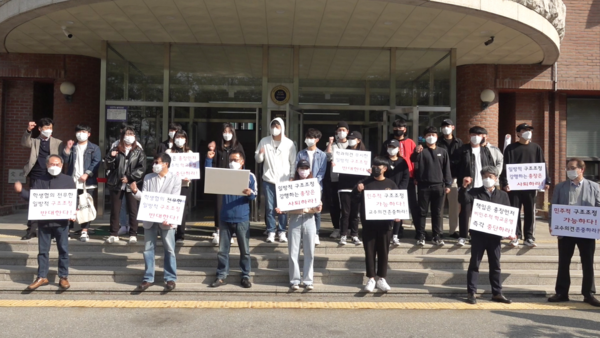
left=336, top=121, right=349, bottom=130
left=469, top=126, right=488, bottom=135
left=516, top=123, right=534, bottom=132
left=297, top=159, right=310, bottom=168
left=441, top=119, right=454, bottom=126
left=347, top=131, right=362, bottom=139
left=388, top=139, right=400, bottom=148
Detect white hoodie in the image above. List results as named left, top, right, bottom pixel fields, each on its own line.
left=255, top=117, right=297, bottom=183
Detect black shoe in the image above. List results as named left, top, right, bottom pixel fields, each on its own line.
left=425, top=234, right=433, bottom=242
left=548, top=294, right=569, bottom=302
left=136, top=281, right=153, bottom=291
left=210, top=278, right=226, bottom=288
left=467, top=293, right=477, bottom=304
left=449, top=232, right=460, bottom=239
left=584, top=296, right=600, bottom=307
left=241, top=278, right=252, bottom=289
left=21, top=231, right=37, bottom=240
left=491, top=294, right=512, bottom=304
left=164, top=281, right=176, bottom=291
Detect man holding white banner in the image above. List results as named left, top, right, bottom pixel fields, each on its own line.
left=548, top=158, right=600, bottom=307
left=459, top=166, right=513, bottom=305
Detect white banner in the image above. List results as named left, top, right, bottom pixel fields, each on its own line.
left=28, top=189, right=77, bottom=220
left=551, top=204, right=600, bottom=239
left=506, top=163, right=546, bottom=191
left=169, top=152, right=201, bottom=180
left=276, top=178, right=321, bottom=212
left=204, top=168, right=251, bottom=196
left=332, top=149, right=371, bottom=176
left=470, top=199, right=519, bottom=237
left=364, top=190, right=410, bottom=220
left=137, top=192, right=186, bottom=225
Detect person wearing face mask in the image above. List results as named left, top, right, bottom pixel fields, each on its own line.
left=129, top=153, right=181, bottom=292
left=325, top=121, right=350, bottom=239
left=155, top=122, right=182, bottom=155
left=255, top=118, right=297, bottom=243
left=275, top=160, right=322, bottom=291
left=547, top=158, right=600, bottom=307
left=458, top=166, right=513, bottom=305
left=206, top=151, right=257, bottom=289
left=411, top=126, right=452, bottom=246
left=335, top=131, right=367, bottom=246
left=295, top=128, right=327, bottom=245
left=455, top=126, right=495, bottom=246
left=63, top=124, right=101, bottom=242
left=354, top=157, right=401, bottom=292
left=500, top=123, right=551, bottom=248
left=481, top=132, right=504, bottom=177
left=14, top=155, right=75, bottom=291
left=105, top=126, right=147, bottom=244
left=20, top=118, right=65, bottom=240
left=207, top=123, right=246, bottom=245
left=384, top=139, right=410, bottom=245
left=436, top=119, right=463, bottom=238
left=166, top=131, right=194, bottom=243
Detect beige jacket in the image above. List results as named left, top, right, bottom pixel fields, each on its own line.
left=21, top=130, right=64, bottom=177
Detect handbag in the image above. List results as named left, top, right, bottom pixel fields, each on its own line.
left=77, top=186, right=97, bottom=223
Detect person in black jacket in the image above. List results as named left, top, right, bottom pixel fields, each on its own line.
left=155, top=122, right=182, bottom=155
left=459, top=166, right=513, bottom=305
left=411, top=126, right=452, bottom=246
left=14, top=155, right=75, bottom=291
left=384, top=139, right=410, bottom=245
left=207, top=123, right=246, bottom=244
left=437, top=119, right=463, bottom=238
left=105, top=126, right=147, bottom=244
left=455, top=126, right=495, bottom=246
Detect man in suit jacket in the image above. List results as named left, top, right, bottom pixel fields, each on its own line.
left=548, top=158, right=600, bottom=307
left=21, top=118, right=65, bottom=239
left=130, top=153, right=181, bottom=292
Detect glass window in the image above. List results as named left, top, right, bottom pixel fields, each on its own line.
left=567, top=98, right=600, bottom=157
left=396, top=50, right=450, bottom=106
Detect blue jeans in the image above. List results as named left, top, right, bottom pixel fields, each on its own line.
left=217, top=221, right=251, bottom=280
left=314, top=212, right=321, bottom=234
left=263, top=181, right=287, bottom=233
left=288, top=214, right=316, bottom=286
left=38, top=225, right=69, bottom=278
left=119, top=196, right=128, bottom=226
left=143, top=223, right=177, bottom=283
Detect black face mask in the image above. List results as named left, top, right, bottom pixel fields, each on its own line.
left=371, top=166, right=382, bottom=177
left=393, top=130, right=405, bottom=137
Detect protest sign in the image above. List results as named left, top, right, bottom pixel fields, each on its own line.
left=363, top=190, right=410, bottom=220
left=169, top=153, right=200, bottom=180
left=276, top=178, right=321, bottom=212
left=550, top=204, right=600, bottom=239
left=137, top=192, right=186, bottom=225
left=28, top=189, right=77, bottom=220
left=470, top=199, right=519, bottom=237
left=204, top=168, right=251, bottom=196
left=506, top=163, right=546, bottom=191
left=332, top=149, right=371, bottom=176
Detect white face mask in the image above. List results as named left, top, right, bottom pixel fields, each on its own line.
left=298, top=169, right=310, bottom=178
left=174, top=138, right=186, bottom=148
left=337, top=131, right=347, bottom=140
left=76, top=132, right=89, bottom=142
left=425, top=136, right=437, bottom=145
left=521, top=131, right=532, bottom=140
left=347, top=139, right=357, bottom=147
left=41, top=129, right=52, bottom=138
left=168, top=131, right=176, bottom=139
left=229, top=161, right=242, bottom=170
left=470, top=135, right=482, bottom=145
left=271, top=127, right=281, bottom=136
left=442, top=127, right=452, bottom=135
left=152, top=163, right=163, bottom=174
left=47, top=166, right=61, bottom=176
left=223, top=133, right=233, bottom=141
left=567, top=169, right=579, bottom=180
left=124, top=135, right=135, bottom=145
left=305, top=138, right=316, bottom=147
left=387, top=147, right=399, bottom=156
left=482, top=177, right=496, bottom=188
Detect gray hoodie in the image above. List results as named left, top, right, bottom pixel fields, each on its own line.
left=254, top=117, right=297, bottom=184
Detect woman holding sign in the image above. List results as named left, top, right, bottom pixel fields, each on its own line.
left=166, top=130, right=193, bottom=243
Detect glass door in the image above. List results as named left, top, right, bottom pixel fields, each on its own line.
left=287, top=104, right=304, bottom=149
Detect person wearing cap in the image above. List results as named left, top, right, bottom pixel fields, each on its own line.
left=459, top=166, right=513, bottom=305
left=384, top=139, right=410, bottom=245
left=334, top=131, right=366, bottom=245
left=437, top=119, right=463, bottom=238
left=325, top=121, right=350, bottom=239
left=455, top=126, right=495, bottom=246
left=500, top=123, right=550, bottom=248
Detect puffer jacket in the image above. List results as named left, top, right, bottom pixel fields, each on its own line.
left=105, top=146, right=147, bottom=191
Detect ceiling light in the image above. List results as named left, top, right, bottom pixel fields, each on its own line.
left=276, top=10, right=285, bottom=14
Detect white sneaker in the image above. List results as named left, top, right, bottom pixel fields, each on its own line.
left=79, top=232, right=89, bottom=242
left=339, top=235, right=347, bottom=245
left=212, top=231, right=219, bottom=238
left=416, top=239, right=425, bottom=246
left=128, top=236, right=137, bottom=244
left=376, top=278, right=391, bottom=292
left=266, top=232, right=275, bottom=243
left=305, top=284, right=314, bottom=290
left=230, top=237, right=235, bottom=244
left=457, top=238, right=466, bottom=246
left=290, top=284, right=299, bottom=290
left=329, top=229, right=341, bottom=239
left=278, top=232, right=288, bottom=243
left=314, top=235, right=321, bottom=246
left=351, top=236, right=362, bottom=245
left=524, top=239, right=537, bottom=248
left=105, top=236, right=119, bottom=244
left=364, top=278, right=376, bottom=292
left=392, top=236, right=401, bottom=247
left=117, top=226, right=129, bottom=236
left=509, top=239, right=519, bottom=248
left=212, top=235, right=219, bottom=245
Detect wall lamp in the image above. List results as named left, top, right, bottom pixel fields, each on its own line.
left=60, top=81, right=75, bottom=103
left=480, top=89, right=495, bottom=110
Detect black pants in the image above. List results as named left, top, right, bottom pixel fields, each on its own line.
left=328, top=181, right=340, bottom=229
left=392, top=220, right=403, bottom=237
left=109, top=190, right=139, bottom=236
left=508, top=190, right=536, bottom=240
left=407, top=179, right=420, bottom=228
left=176, top=186, right=191, bottom=240
left=213, top=194, right=222, bottom=230
left=556, top=236, right=596, bottom=297
left=363, top=225, right=392, bottom=278
left=26, top=178, right=39, bottom=233
left=339, top=191, right=359, bottom=237
left=458, top=201, right=472, bottom=239
left=69, top=188, right=93, bottom=230
left=417, top=184, right=444, bottom=239
left=467, top=230, right=502, bottom=295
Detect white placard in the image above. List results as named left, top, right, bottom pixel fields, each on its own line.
left=364, top=190, right=410, bottom=220
left=137, top=192, right=186, bottom=225
left=506, top=163, right=546, bottom=191
left=204, top=167, right=250, bottom=196
left=470, top=199, right=519, bottom=237
left=275, top=178, right=321, bottom=212
left=28, top=189, right=77, bottom=220
left=332, top=149, right=371, bottom=176
left=550, top=204, right=600, bottom=239
left=169, top=153, right=200, bottom=180
left=106, top=106, right=127, bottom=121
